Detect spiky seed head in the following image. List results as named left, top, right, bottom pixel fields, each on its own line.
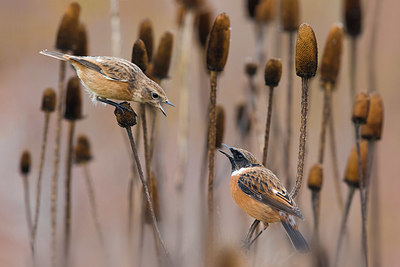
left=138, top=19, right=154, bottom=62
left=41, top=88, right=56, bottom=113
left=215, top=105, right=226, bottom=149
left=352, top=92, right=370, bottom=124
left=195, top=8, right=213, bottom=48
left=131, top=39, right=148, bottom=73
left=295, top=23, right=318, bottom=78
left=361, top=93, right=383, bottom=140
left=320, top=24, right=344, bottom=86
left=280, top=0, right=300, bottom=32
left=264, top=58, right=282, bottom=87
left=344, top=0, right=362, bottom=37
left=56, top=2, right=81, bottom=51
left=64, top=77, right=82, bottom=120
left=206, top=13, right=231, bottom=72
left=307, top=163, right=323, bottom=191
left=152, top=31, right=174, bottom=80
left=246, top=0, right=261, bottom=18
left=245, top=60, right=258, bottom=77
left=256, top=0, right=276, bottom=24
left=20, top=150, right=31, bottom=175
left=74, top=135, right=92, bottom=164
left=114, top=102, right=137, bottom=128
left=236, top=101, right=252, bottom=136
left=344, top=140, right=368, bottom=187
left=144, top=173, right=161, bottom=223
left=73, top=23, right=88, bottom=56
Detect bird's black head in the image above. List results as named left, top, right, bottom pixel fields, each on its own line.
left=219, top=144, right=261, bottom=172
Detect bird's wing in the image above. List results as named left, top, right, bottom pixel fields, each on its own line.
left=237, top=167, right=303, bottom=219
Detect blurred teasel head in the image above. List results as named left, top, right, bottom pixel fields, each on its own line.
left=295, top=23, right=318, bottom=79
left=41, top=88, right=56, bottom=113
left=56, top=2, right=81, bottom=51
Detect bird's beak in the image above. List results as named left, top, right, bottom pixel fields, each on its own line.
left=158, top=104, right=167, bottom=117
left=222, top=143, right=231, bottom=150
left=165, top=100, right=175, bottom=107
left=218, top=149, right=232, bottom=160
left=218, top=148, right=235, bottom=169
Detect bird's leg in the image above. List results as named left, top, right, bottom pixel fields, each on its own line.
left=96, top=97, right=132, bottom=112
left=243, top=219, right=260, bottom=244
left=242, top=223, right=268, bottom=251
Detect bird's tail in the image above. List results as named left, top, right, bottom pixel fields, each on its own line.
left=280, top=212, right=310, bottom=253
left=40, top=49, right=70, bottom=61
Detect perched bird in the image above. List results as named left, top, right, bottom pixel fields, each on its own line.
left=220, top=144, right=309, bottom=253
left=40, top=49, right=174, bottom=116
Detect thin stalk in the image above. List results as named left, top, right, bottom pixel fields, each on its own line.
left=110, top=0, right=121, bottom=57
left=22, top=174, right=34, bottom=255
left=290, top=78, right=309, bottom=199
left=371, top=159, right=381, bottom=267
left=32, top=113, right=51, bottom=252
left=262, top=86, right=274, bottom=166
left=311, top=191, right=321, bottom=243
left=318, top=84, right=332, bottom=164
left=334, top=187, right=355, bottom=267
left=349, top=38, right=357, bottom=101
left=255, top=23, right=265, bottom=63
left=364, top=141, right=375, bottom=218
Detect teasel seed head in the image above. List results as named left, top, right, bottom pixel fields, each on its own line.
left=320, top=24, right=344, bottom=86
left=195, top=8, right=213, bottom=48
left=74, top=135, right=92, bottom=164
left=64, top=77, right=82, bottom=120
left=206, top=13, right=231, bottom=72
left=152, top=31, right=174, bottom=80
left=245, top=60, right=258, bottom=77
left=73, top=23, right=88, bottom=56
left=361, top=93, right=383, bottom=140
left=236, top=101, right=252, bottom=136
left=344, top=0, right=362, bottom=37
left=114, top=102, right=137, bottom=128
left=215, top=105, right=226, bottom=149
left=264, top=58, right=282, bottom=87
left=138, top=19, right=154, bottom=62
left=41, top=88, right=56, bottom=113
left=352, top=92, right=370, bottom=124
left=56, top=2, right=81, bottom=51
left=307, top=163, right=323, bottom=191
left=255, top=0, right=276, bottom=24
left=295, top=23, right=318, bottom=78
left=131, top=39, right=149, bottom=73
left=20, top=150, right=31, bottom=175
left=280, top=0, right=300, bottom=32
left=344, top=140, right=368, bottom=187
left=144, top=173, right=161, bottom=223
left=246, top=0, right=261, bottom=19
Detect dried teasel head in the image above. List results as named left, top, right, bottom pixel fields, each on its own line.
left=212, top=246, right=247, bottom=267
left=256, top=0, right=276, bottom=24
left=246, top=0, right=261, bottom=19
left=114, top=102, right=137, bottom=128
left=195, top=8, right=213, bottom=48
left=64, top=77, right=82, bottom=120
left=56, top=2, right=81, bottom=51
left=206, top=13, right=231, bottom=72
left=280, top=0, right=300, bottom=32
left=320, top=24, right=344, bottom=86
left=344, top=140, right=368, bottom=187
left=74, top=135, right=92, bottom=164
left=138, top=19, right=154, bottom=62
left=295, top=23, right=318, bottom=79
left=20, top=150, right=31, bottom=175
left=245, top=60, right=258, bottom=77
left=264, top=58, right=282, bottom=87
left=361, top=93, right=383, bottom=140
left=236, top=101, right=252, bottom=136
left=307, top=163, right=323, bottom=191
left=144, top=173, right=161, bottom=223
left=152, top=31, right=174, bottom=80
left=131, top=39, right=149, bottom=73
left=73, top=23, right=88, bottom=56
left=344, top=0, right=362, bottom=37
left=352, top=92, right=370, bottom=124
left=215, top=105, right=226, bottom=149
left=41, top=88, right=56, bottom=113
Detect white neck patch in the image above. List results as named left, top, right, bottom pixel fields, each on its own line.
left=232, top=167, right=248, bottom=176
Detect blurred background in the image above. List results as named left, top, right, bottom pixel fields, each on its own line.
left=1, top=0, right=399, bottom=266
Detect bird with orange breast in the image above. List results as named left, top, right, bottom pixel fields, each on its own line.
left=40, top=49, right=174, bottom=116
left=219, top=144, right=309, bottom=253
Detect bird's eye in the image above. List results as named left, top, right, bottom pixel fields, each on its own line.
left=237, top=154, right=243, bottom=159
left=152, top=92, right=159, bottom=99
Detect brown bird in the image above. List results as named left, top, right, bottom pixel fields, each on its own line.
left=40, top=49, right=174, bottom=116
left=220, top=144, right=309, bottom=253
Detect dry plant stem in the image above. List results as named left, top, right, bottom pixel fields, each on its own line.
left=371, top=162, right=381, bottom=267
left=349, top=38, right=357, bottom=101
left=125, top=127, right=171, bottom=263
left=51, top=59, right=66, bottom=267
left=318, top=84, right=332, bottom=164
left=32, top=113, right=51, bottom=250
left=22, top=174, right=34, bottom=254
left=290, top=78, right=309, bottom=199
left=262, top=86, right=274, bottom=166
left=364, top=141, right=375, bottom=219
left=334, top=187, right=355, bottom=267
left=110, top=0, right=121, bottom=57
left=284, top=32, right=295, bottom=189
left=311, top=191, right=321, bottom=243
left=255, top=23, right=265, bottom=63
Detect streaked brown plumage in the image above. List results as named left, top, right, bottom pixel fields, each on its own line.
left=220, top=145, right=309, bottom=253
left=40, top=49, right=174, bottom=116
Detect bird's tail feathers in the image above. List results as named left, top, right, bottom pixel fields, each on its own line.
left=280, top=212, right=310, bottom=253
left=40, top=49, right=69, bottom=61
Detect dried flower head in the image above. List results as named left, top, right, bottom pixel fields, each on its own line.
left=144, top=173, right=161, bottom=223
left=64, top=77, right=82, bottom=120
left=152, top=31, right=174, bottom=80
left=307, top=163, right=323, bottom=191
left=206, top=13, right=231, bottom=72
left=256, top=0, right=276, bottom=24
left=138, top=19, right=154, bottom=62
left=344, top=140, right=368, bottom=187
left=131, top=39, right=149, bottom=73
left=320, top=24, right=344, bottom=86
left=56, top=2, right=81, bottom=51
left=361, top=93, right=383, bottom=140
left=215, top=105, right=226, bottom=148
left=20, top=150, right=31, bottom=175
left=236, top=101, right=252, bottom=136
left=295, top=23, right=318, bottom=78
left=73, top=23, right=88, bottom=56
left=74, top=135, right=92, bottom=164
left=245, top=60, right=258, bottom=77
left=114, top=102, right=137, bottom=128
left=280, top=0, right=300, bottom=32
left=264, top=58, right=282, bottom=87
left=344, top=0, right=362, bottom=37
left=246, top=0, right=261, bottom=18
left=196, top=8, right=213, bottom=48
left=41, top=88, right=56, bottom=113
left=352, top=92, right=370, bottom=124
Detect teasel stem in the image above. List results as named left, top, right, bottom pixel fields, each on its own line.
left=311, top=190, right=321, bottom=240
left=307, top=163, right=323, bottom=251
left=22, top=173, right=34, bottom=254
left=349, top=38, right=357, bottom=101
left=110, top=0, right=121, bottom=57
left=255, top=23, right=265, bottom=63
left=262, top=86, right=274, bottom=166
left=318, top=83, right=332, bottom=164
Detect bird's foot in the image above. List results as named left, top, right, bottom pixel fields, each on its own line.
left=96, top=97, right=132, bottom=113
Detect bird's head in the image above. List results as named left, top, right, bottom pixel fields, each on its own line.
left=219, top=144, right=261, bottom=172
left=139, top=76, right=174, bottom=116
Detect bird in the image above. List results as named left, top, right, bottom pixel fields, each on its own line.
left=219, top=144, right=309, bottom=253
left=40, top=49, right=174, bottom=116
